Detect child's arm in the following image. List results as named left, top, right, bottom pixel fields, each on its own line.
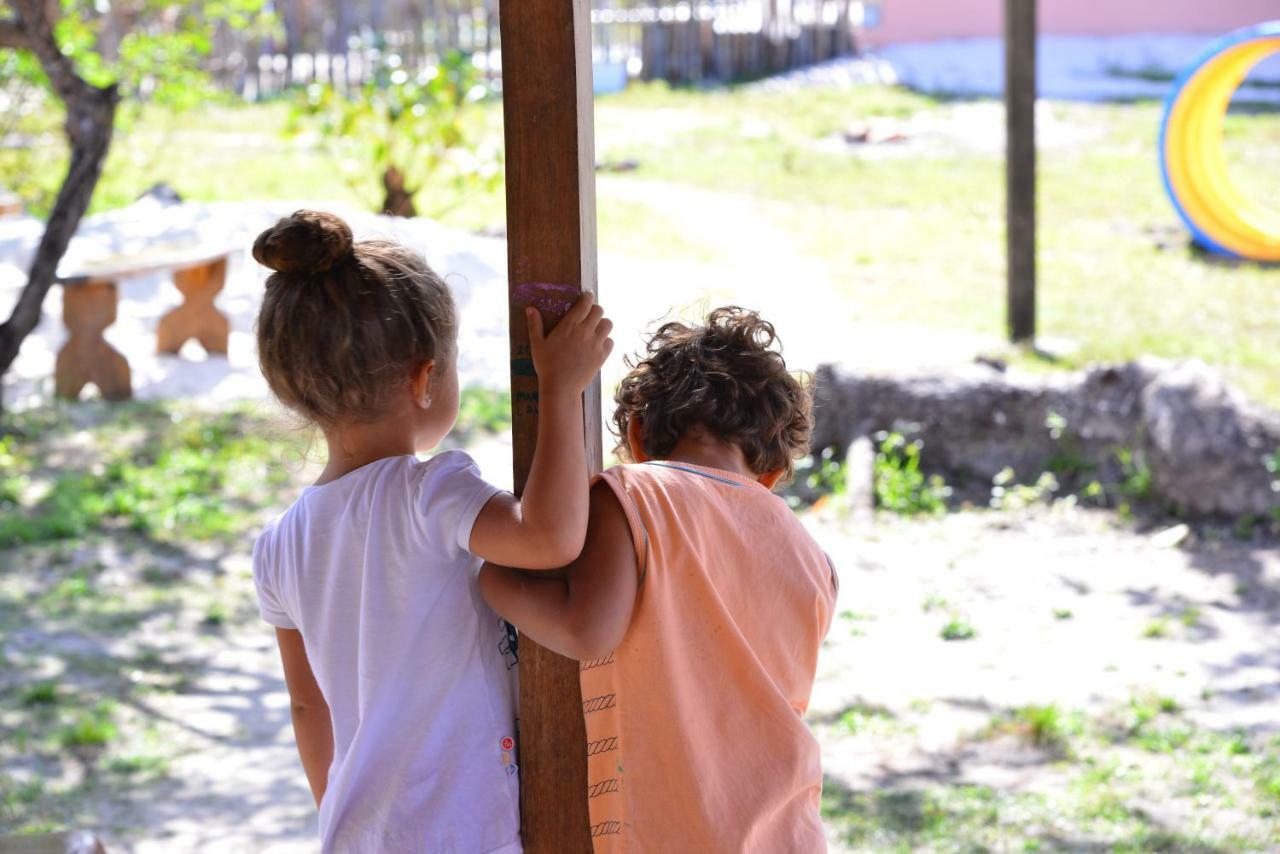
left=275, top=628, right=333, bottom=807
left=478, top=481, right=639, bottom=660
left=468, top=292, right=613, bottom=569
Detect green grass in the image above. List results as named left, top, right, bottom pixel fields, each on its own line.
left=55, top=701, right=117, bottom=750
left=837, top=703, right=897, bottom=736
left=1142, top=618, right=1171, bottom=639
left=0, top=393, right=508, bottom=552
left=102, top=754, right=168, bottom=777
left=820, top=774, right=1252, bottom=852
left=201, top=602, right=228, bottom=627
left=1125, top=694, right=1180, bottom=729
left=0, top=406, right=312, bottom=838
left=0, top=402, right=300, bottom=548
left=985, top=703, right=1086, bottom=758
left=19, top=683, right=59, bottom=707
left=921, top=593, right=948, bottom=613
left=455, top=387, right=513, bottom=437
left=874, top=432, right=950, bottom=516
left=940, top=617, right=976, bottom=641
left=599, top=89, right=1280, bottom=405
left=822, top=700, right=1280, bottom=850
left=795, top=446, right=849, bottom=502
left=821, top=780, right=1006, bottom=849
left=1014, top=704, right=1071, bottom=750
left=597, top=89, right=1280, bottom=408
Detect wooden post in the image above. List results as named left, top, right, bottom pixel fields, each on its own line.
left=1005, top=0, right=1036, bottom=342
left=499, top=1, right=598, bottom=851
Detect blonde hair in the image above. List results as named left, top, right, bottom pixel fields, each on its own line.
left=253, top=210, right=456, bottom=427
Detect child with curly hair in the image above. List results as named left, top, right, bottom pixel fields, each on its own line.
left=249, top=210, right=613, bottom=853
left=480, top=307, right=836, bottom=852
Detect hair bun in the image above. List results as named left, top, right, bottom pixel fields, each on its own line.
left=253, top=210, right=354, bottom=275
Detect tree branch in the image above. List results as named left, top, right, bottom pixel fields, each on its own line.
left=0, top=0, right=121, bottom=407
left=0, top=17, right=30, bottom=50
left=9, top=0, right=91, bottom=108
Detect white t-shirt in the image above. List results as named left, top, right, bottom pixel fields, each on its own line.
left=252, top=451, right=522, bottom=854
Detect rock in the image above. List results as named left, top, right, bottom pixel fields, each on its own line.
left=812, top=361, right=1154, bottom=483
left=138, top=181, right=183, bottom=205
left=596, top=158, right=641, bottom=173
left=812, top=359, right=1280, bottom=518
left=842, top=436, right=876, bottom=522
left=1150, top=524, right=1191, bottom=549
left=1140, top=361, right=1280, bottom=517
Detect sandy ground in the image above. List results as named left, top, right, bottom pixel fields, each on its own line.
left=69, top=489, right=1277, bottom=852
left=811, top=505, right=1280, bottom=745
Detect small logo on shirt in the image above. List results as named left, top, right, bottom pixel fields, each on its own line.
left=499, top=619, right=519, bottom=669
left=501, top=736, right=518, bottom=776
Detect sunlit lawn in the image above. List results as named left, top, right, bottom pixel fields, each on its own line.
left=6, top=83, right=1279, bottom=404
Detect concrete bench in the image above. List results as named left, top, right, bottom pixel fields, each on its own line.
left=0, top=192, right=23, bottom=219
left=57, top=246, right=233, bottom=401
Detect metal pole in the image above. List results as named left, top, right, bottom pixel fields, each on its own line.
left=1005, top=0, right=1037, bottom=343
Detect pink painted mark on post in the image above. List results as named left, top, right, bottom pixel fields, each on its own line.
left=513, top=282, right=579, bottom=317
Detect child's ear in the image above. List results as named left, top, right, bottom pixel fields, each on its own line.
left=757, top=469, right=785, bottom=491
left=410, top=360, right=436, bottom=409
left=626, top=417, right=651, bottom=463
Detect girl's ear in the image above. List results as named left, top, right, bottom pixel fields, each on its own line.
left=410, top=360, right=436, bottom=409
left=757, top=469, right=785, bottom=491
left=626, top=417, right=651, bottom=463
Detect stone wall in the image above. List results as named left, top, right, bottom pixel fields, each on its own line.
left=812, top=359, right=1280, bottom=518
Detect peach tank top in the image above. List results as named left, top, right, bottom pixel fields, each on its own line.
left=581, top=461, right=837, bottom=853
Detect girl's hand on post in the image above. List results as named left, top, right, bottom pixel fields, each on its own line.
left=527, top=292, right=614, bottom=397
left=468, top=291, right=612, bottom=569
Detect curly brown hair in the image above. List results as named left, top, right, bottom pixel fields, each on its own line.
left=611, top=307, right=812, bottom=480
left=253, top=210, right=456, bottom=427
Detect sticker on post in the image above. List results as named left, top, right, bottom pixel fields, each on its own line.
left=513, top=282, right=579, bottom=317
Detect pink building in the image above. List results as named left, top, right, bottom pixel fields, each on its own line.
left=863, top=0, right=1280, bottom=47
left=857, top=0, right=1280, bottom=99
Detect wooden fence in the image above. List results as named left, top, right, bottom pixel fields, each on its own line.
left=211, top=0, right=859, bottom=98
left=637, top=19, right=855, bottom=84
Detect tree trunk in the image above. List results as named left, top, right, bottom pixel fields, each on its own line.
left=382, top=166, right=418, bottom=217
left=0, top=1, right=120, bottom=410
left=329, top=0, right=355, bottom=59
left=281, top=0, right=306, bottom=84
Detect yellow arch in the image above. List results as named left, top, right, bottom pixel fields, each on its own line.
left=1163, top=34, right=1280, bottom=261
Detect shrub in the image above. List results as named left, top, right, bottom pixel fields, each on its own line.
left=289, top=48, right=501, bottom=217
left=874, top=432, right=949, bottom=516
left=990, top=468, right=1059, bottom=510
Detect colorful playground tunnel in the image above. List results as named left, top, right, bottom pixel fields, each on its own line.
left=1160, top=22, right=1280, bottom=262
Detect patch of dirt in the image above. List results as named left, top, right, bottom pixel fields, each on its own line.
left=5, top=430, right=1277, bottom=849
left=810, top=503, right=1280, bottom=849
